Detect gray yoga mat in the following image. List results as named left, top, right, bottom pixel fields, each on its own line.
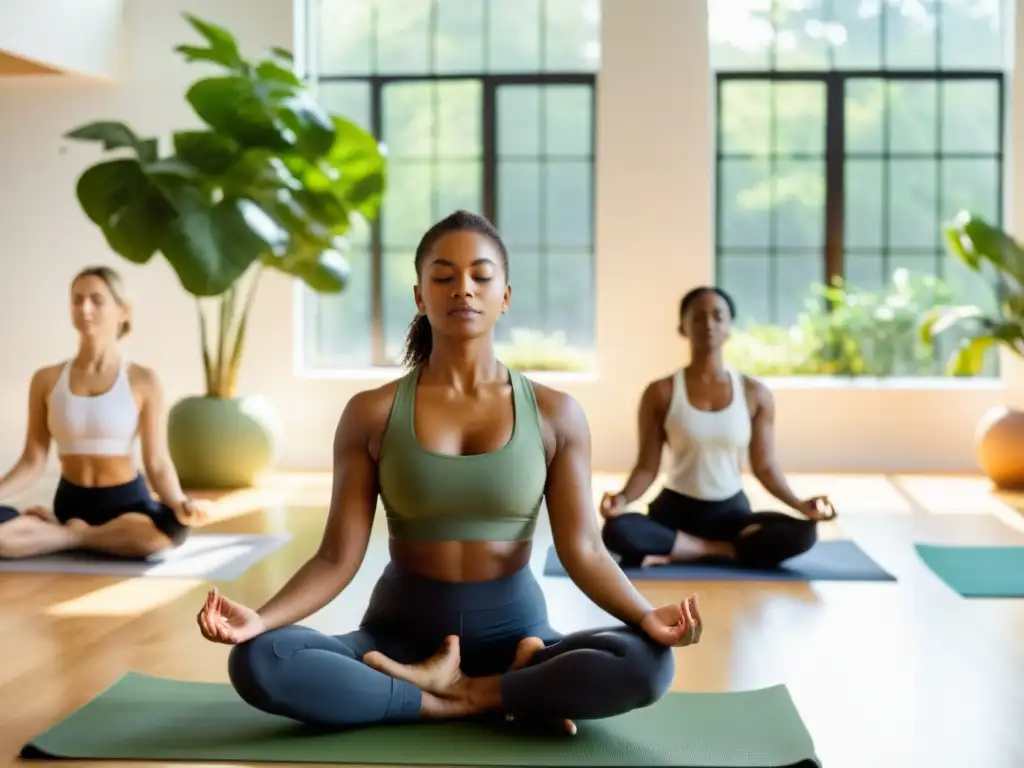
left=0, top=532, right=292, bottom=580
left=21, top=671, right=821, bottom=767
left=544, top=540, right=895, bottom=582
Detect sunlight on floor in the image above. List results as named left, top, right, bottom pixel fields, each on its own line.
left=893, top=475, right=1024, bottom=532
left=44, top=578, right=203, bottom=617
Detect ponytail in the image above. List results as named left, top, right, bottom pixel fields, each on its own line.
left=401, top=313, right=433, bottom=369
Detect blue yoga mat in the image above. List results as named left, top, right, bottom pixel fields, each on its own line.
left=543, top=540, right=895, bottom=582
left=915, top=544, right=1024, bottom=598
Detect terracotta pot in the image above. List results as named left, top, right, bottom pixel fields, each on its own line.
left=975, top=405, right=1024, bottom=490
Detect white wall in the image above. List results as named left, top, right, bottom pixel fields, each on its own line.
left=0, top=0, right=1017, bottom=479
left=0, top=0, right=123, bottom=80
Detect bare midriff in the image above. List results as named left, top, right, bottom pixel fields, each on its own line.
left=59, top=455, right=137, bottom=488
left=389, top=539, right=532, bottom=583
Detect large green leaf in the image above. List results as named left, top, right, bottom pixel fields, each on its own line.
left=919, top=305, right=987, bottom=345
left=186, top=76, right=336, bottom=160
left=175, top=14, right=244, bottom=71
left=75, top=159, right=175, bottom=263
left=173, top=130, right=240, bottom=175
left=65, top=121, right=158, bottom=163
left=158, top=192, right=271, bottom=296
left=947, top=336, right=998, bottom=376
left=266, top=247, right=351, bottom=293
left=311, top=116, right=387, bottom=221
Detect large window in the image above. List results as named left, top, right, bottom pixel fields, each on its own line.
left=711, top=0, right=1006, bottom=378
left=301, top=0, right=600, bottom=370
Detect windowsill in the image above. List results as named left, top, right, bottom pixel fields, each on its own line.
left=761, top=375, right=1008, bottom=392
left=296, top=366, right=601, bottom=385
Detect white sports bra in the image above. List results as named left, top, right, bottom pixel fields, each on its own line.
left=47, top=360, right=139, bottom=457
left=661, top=366, right=752, bottom=501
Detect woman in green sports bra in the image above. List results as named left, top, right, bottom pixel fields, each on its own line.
left=196, top=210, right=703, bottom=733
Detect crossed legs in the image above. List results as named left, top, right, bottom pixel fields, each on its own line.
left=0, top=510, right=174, bottom=559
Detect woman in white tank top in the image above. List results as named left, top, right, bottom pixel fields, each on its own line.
left=600, top=287, right=837, bottom=569
left=0, top=267, right=205, bottom=560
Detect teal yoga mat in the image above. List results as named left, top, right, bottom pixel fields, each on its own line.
left=916, top=543, right=1024, bottom=597
left=22, top=672, right=820, bottom=767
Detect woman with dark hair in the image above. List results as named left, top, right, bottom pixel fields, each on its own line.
left=599, top=286, right=837, bottom=570
left=197, top=210, right=700, bottom=734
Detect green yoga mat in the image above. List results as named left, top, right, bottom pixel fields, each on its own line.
left=22, top=672, right=820, bottom=767
left=916, top=543, right=1024, bottom=597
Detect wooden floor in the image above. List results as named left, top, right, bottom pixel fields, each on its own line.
left=3, top=472, right=1024, bottom=768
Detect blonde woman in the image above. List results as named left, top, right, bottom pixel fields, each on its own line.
left=0, top=266, right=204, bottom=559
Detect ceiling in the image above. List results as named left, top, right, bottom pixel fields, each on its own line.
left=0, top=49, right=62, bottom=76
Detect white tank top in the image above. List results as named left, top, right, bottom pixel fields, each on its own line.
left=47, top=360, right=139, bottom=457
left=661, top=366, right=751, bottom=501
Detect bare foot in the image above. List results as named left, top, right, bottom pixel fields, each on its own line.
left=505, top=637, right=576, bottom=736
left=23, top=506, right=56, bottom=523
left=363, top=635, right=464, bottom=697
left=641, top=554, right=673, bottom=567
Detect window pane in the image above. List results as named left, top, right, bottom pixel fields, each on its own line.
left=544, top=161, right=592, bottom=249
left=772, top=0, right=830, bottom=70
left=708, top=0, right=773, bottom=71
left=436, top=80, right=482, bottom=158
left=888, top=252, right=941, bottom=283
left=318, top=83, right=372, bottom=137
left=845, top=159, right=884, bottom=249
left=845, top=79, right=885, bottom=154
left=831, top=0, right=883, bottom=69
left=503, top=251, right=543, bottom=339
left=375, top=0, right=432, bottom=74
left=887, top=159, right=938, bottom=249
left=941, top=80, right=1000, bottom=155
left=497, top=86, right=541, bottom=157
left=718, top=254, right=772, bottom=325
left=305, top=248, right=374, bottom=367
left=888, top=81, right=938, bottom=154
left=773, top=159, right=825, bottom=249
left=383, top=83, right=435, bottom=159
left=382, top=162, right=433, bottom=247
left=543, top=251, right=595, bottom=347
left=434, top=0, right=485, bottom=73
left=940, top=158, right=1000, bottom=225
left=382, top=248, right=419, bottom=363
left=487, top=0, right=541, bottom=72
left=543, top=0, right=600, bottom=71
left=497, top=160, right=541, bottom=248
left=939, top=0, right=1004, bottom=69
left=435, top=162, right=483, bottom=219
left=719, top=81, right=772, bottom=157
left=544, top=85, right=592, bottom=156
left=844, top=252, right=886, bottom=293
left=774, top=82, right=825, bottom=155
left=883, top=0, right=937, bottom=69
left=774, top=254, right=820, bottom=327
left=317, top=0, right=372, bottom=75
left=719, top=158, right=772, bottom=248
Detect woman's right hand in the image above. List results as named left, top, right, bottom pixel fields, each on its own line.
left=598, top=491, right=625, bottom=519
left=197, top=587, right=266, bottom=645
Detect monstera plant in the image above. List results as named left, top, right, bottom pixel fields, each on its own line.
left=65, top=14, right=387, bottom=488
left=921, top=211, right=1024, bottom=489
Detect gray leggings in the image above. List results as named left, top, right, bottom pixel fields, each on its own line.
left=228, top=562, right=674, bottom=728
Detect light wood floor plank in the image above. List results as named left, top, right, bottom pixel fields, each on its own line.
left=3, top=472, right=1023, bottom=767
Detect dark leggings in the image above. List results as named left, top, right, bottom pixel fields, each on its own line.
left=0, top=474, right=188, bottom=546
left=601, top=487, right=818, bottom=569
left=228, top=562, right=674, bottom=728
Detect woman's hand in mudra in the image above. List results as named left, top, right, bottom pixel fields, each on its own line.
left=640, top=595, right=703, bottom=647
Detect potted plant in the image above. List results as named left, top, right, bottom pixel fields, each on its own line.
left=921, top=211, right=1024, bottom=490
left=64, top=14, right=387, bottom=489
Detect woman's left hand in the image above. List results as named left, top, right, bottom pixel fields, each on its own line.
left=798, top=495, right=837, bottom=521
left=639, top=595, right=702, bottom=647
left=174, top=498, right=207, bottom=525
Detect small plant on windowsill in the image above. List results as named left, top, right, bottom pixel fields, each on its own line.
left=921, top=211, right=1024, bottom=490
left=497, top=328, right=593, bottom=373
left=64, top=13, right=386, bottom=489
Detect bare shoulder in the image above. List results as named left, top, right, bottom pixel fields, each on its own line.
left=644, top=374, right=674, bottom=410
left=31, top=363, right=64, bottom=391
left=528, top=379, right=590, bottom=453
left=740, top=372, right=773, bottom=413
left=339, top=377, right=403, bottom=457
left=127, top=362, right=160, bottom=391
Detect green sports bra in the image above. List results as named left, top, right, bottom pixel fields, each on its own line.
left=377, top=366, right=548, bottom=542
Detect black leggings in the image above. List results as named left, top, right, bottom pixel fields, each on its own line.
left=228, top=561, right=674, bottom=728
left=0, top=474, right=188, bottom=546
left=601, top=488, right=817, bottom=569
